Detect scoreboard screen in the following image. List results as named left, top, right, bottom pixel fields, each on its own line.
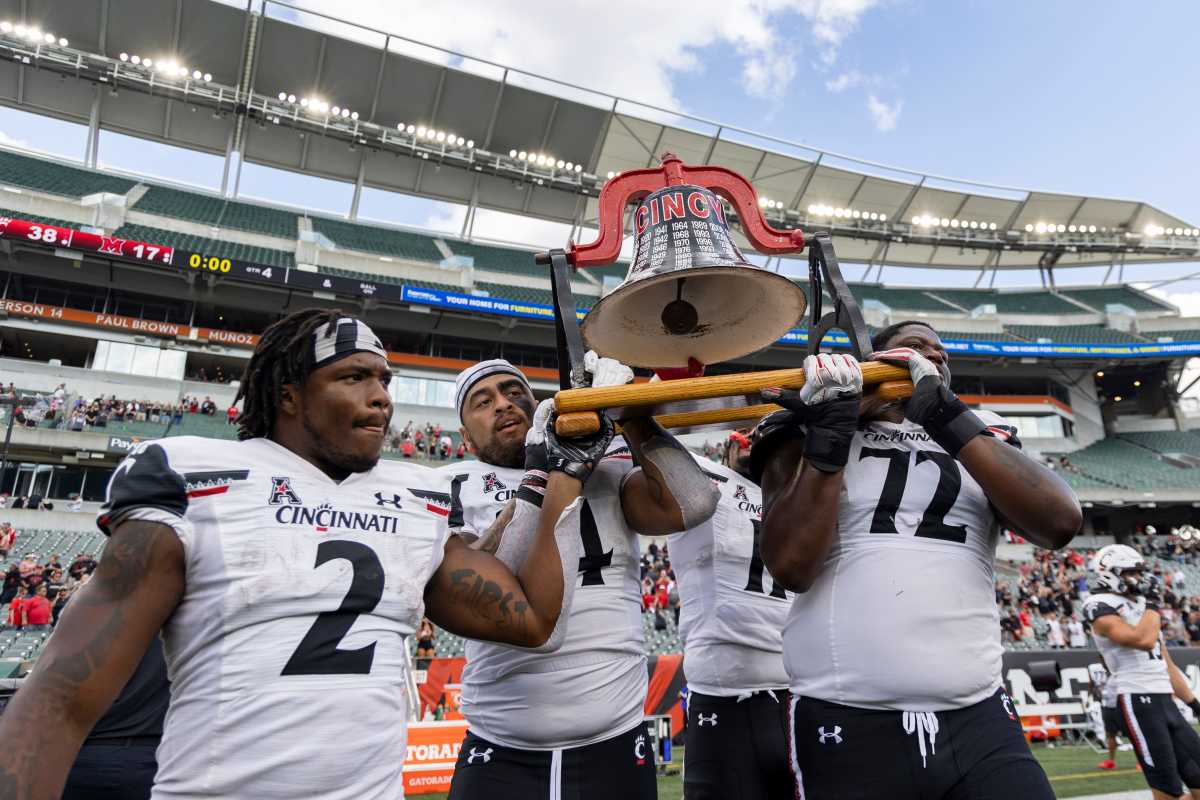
left=0, top=217, right=175, bottom=265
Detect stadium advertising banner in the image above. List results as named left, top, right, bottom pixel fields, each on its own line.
left=5, top=215, right=1200, bottom=359
left=1003, top=647, right=1200, bottom=708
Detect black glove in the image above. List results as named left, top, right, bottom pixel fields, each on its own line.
left=765, top=388, right=858, bottom=473
left=544, top=411, right=616, bottom=483
left=1138, top=573, right=1163, bottom=610
left=904, top=376, right=986, bottom=457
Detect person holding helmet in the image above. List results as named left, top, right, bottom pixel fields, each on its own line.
left=1084, top=543, right=1200, bottom=800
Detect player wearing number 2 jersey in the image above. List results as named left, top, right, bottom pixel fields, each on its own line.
left=667, top=436, right=793, bottom=800
left=0, top=310, right=587, bottom=800
left=443, top=357, right=718, bottom=800
left=752, top=321, right=1081, bottom=800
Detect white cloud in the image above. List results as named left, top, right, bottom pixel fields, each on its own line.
left=290, top=0, right=880, bottom=109
left=825, top=69, right=866, bottom=93
left=866, top=94, right=902, bottom=132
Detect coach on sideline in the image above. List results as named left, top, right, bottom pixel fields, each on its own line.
left=754, top=320, right=1081, bottom=800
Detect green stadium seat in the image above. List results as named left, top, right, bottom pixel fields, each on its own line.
left=443, top=240, right=542, bottom=276
left=0, top=207, right=81, bottom=229
left=1052, top=439, right=1200, bottom=491
left=113, top=224, right=295, bottom=268
left=0, top=150, right=136, bottom=197
left=311, top=217, right=444, bottom=262
left=934, top=290, right=1080, bottom=314
left=1063, top=286, right=1174, bottom=313
left=133, top=187, right=298, bottom=237
left=1005, top=324, right=1146, bottom=343
left=1119, top=431, right=1200, bottom=457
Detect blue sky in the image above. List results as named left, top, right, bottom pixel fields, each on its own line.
left=1, top=0, right=1198, bottom=298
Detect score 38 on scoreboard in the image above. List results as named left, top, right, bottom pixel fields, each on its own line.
left=0, top=216, right=283, bottom=283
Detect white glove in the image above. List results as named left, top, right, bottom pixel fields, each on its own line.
left=871, top=347, right=942, bottom=385
left=798, top=353, right=863, bottom=405
left=584, top=350, right=634, bottom=388
left=526, top=398, right=554, bottom=448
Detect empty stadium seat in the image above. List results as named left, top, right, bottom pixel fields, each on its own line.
left=133, top=187, right=298, bottom=237
left=935, top=290, right=1081, bottom=314
left=1005, top=324, right=1146, bottom=343
left=1053, top=439, right=1200, bottom=491
left=1063, top=286, right=1174, bottom=313
left=0, top=207, right=81, bottom=229
left=0, top=150, right=136, bottom=197
left=443, top=240, right=542, bottom=276
left=310, top=217, right=444, bottom=261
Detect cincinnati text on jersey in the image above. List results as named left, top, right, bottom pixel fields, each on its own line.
left=275, top=502, right=404, bottom=534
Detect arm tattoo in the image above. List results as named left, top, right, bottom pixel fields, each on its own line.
left=0, top=521, right=177, bottom=799
left=988, top=438, right=1046, bottom=490
left=448, top=567, right=530, bottom=639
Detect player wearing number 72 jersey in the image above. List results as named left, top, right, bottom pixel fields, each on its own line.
left=752, top=321, right=1081, bottom=800
left=0, top=310, right=589, bottom=800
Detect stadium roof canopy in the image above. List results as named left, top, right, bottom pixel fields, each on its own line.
left=1, top=0, right=1197, bottom=272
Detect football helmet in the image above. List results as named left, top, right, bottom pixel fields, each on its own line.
left=1092, top=544, right=1145, bottom=594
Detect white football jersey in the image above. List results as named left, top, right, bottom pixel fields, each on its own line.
left=1088, top=662, right=1117, bottom=707
left=783, top=412, right=1018, bottom=711
left=438, top=441, right=647, bottom=749
left=99, top=436, right=458, bottom=800
left=667, top=456, right=790, bottom=696
left=1082, top=592, right=1171, bottom=695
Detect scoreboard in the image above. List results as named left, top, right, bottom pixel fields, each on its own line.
left=0, top=215, right=402, bottom=300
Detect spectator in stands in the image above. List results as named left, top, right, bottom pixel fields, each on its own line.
left=439, top=433, right=452, bottom=460
left=1187, top=611, right=1200, bottom=646
left=226, top=403, right=238, bottom=425
left=401, top=439, right=415, bottom=459
left=0, top=522, right=14, bottom=560
left=22, top=584, right=50, bottom=631
left=51, top=583, right=71, bottom=627
left=1, top=564, right=18, bottom=605
left=7, top=585, right=27, bottom=629
left=415, top=618, right=436, bottom=662
left=68, top=494, right=83, bottom=513
left=171, top=404, right=184, bottom=427
left=1045, top=611, right=1065, bottom=649
left=1067, top=614, right=1087, bottom=647
left=455, top=441, right=466, bottom=459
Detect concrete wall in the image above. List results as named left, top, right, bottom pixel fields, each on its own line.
left=0, top=507, right=100, bottom=534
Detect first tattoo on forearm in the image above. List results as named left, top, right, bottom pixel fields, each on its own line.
left=448, top=567, right=530, bottom=639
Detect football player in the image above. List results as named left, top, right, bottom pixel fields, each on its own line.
left=441, top=354, right=719, bottom=800
left=1086, top=659, right=1123, bottom=769
left=0, top=309, right=599, bottom=800
left=668, top=429, right=793, bottom=799
left=752, top=320, right=1081, bottom=799
left=1084, top=544, right=1200, bottom=800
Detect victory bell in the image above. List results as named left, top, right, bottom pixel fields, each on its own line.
left=580, top=181, right=808, bottom=369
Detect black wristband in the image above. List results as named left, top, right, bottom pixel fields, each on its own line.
left=1189, top=699, right=1200, bottom=719
left=803, top=396, right=859, bottom=472
left=908, top=378, right=986, bottom=457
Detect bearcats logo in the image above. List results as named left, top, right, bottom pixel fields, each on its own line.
left=268, top=476, right=302, bottom=506
left=634, top=733, right=647, bottom=765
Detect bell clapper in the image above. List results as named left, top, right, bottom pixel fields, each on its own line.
left=661, top=277, right=700, bottom=336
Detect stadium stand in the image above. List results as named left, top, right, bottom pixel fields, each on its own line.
left=1005, top=324, right=1147, bottom=343
left=443, top=240, right=543, bottom=276
left=133, top=186, right=298, bottom=238
left=933, top=290, right=1082, bottom=314
left=112, top=223, right=295, bottom=268
left=1052, top=438, right=1200, bottom=490
left=1120, top=430, right=1200, bottom=457
left=1063, top=286, right=1175, bottom=313
left=0, top=150, right=136, bottom=197
left=310, top=216, right=444, bottom=261
left=0, top=207, right=80, bottom=229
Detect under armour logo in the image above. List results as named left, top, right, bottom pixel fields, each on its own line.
left=1140, top=696, right=1151, bottom=704
left=818, top=726, right=843, bottom=744
left=466, top=747, right=492, bottom=765
left=1001, top=691, right=1016, bottom=721
left=698, top=713, right=718, bottom=727
left=634, top=733, right=647, bottom=765
left=374, top=491, right=403, bottom=509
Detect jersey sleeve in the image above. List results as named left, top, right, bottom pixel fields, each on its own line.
left=1083, top=599, right=1120, bottom=624
left=97, top=441, right=192, bottom=541
left=975, top=409, right=1022, bottom=450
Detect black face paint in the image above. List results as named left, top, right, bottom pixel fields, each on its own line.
left=512, top=392, right=535, bottom=428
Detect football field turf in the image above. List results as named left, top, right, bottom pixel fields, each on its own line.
left=421, top=742, right=1149, bottom=799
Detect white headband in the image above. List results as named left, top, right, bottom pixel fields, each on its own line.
left=454, top=359, right=531, bottom=417
left=313, top=317, right=387, bottom=368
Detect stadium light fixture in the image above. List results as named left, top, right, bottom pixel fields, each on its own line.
left=0, top=22, right=10, bottom=33
left=42, top=32, right=54, bottom=44
left=1034, top=222, right=1047, bottom=234
left=406, top=125, right=415, bottom=134
left=1114, top=396, right=1122, bottom=402
left=1096, top=371, right=1104, bottom=377
left=606, top=171, right=616, bottom=179
left=131, top=54, right=141, bottom=64
left=1134, top=380, right=1141, bottom=387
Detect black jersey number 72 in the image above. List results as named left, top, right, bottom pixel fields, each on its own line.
left=860, top=448, right=969, bottom=543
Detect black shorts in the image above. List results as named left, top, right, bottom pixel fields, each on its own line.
left=1118, top=692, right=1200, bottom=796
left=447, top=722, right=657, bottom=800
left=685, top=689, right=792, bottom=800
left=789, top=687, right=1054, bottom=800
left=1101, top=704, right=1121, bottom=739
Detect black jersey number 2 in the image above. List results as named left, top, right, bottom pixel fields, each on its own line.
left=282, top=540, right=385, bottom=676
left=859, top=448, right=969, bottom=543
